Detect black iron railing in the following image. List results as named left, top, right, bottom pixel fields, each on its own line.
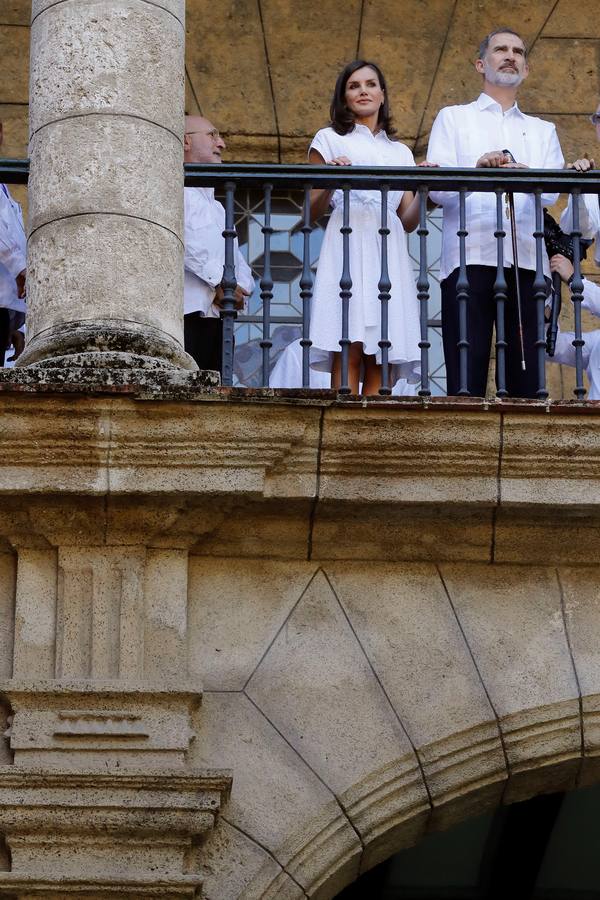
left=3, top=159, right=599, bottom=399
left=186, top=164, right=600, bottom=399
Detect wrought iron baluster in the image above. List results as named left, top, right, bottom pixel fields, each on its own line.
left=533, top=189, right=548, bottom=399
left=493, top=189, right=507, bottom=397
left=570, top=188, right=586, bottom=399
left=300, top=185, right=313, bottom=388
left=378, top=185, right=391, bottom=395
left=417, top=185, right=431, bottom=397
left=456, top=189, right=470, bottom=395
left=221, top=180, right=237, bottom=386
left=259, top=183, right=273, bottom=387
left=339, top=184, right=352, bottom=394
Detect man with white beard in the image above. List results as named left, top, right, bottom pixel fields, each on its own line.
left=427, top=29, right=564, bottom=397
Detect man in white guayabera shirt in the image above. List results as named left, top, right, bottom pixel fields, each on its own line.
left=0, top=121, right=26, bottom=366
left=183, top=115, right=254, bottom=372
left=427, top=28, right=564, bottom=398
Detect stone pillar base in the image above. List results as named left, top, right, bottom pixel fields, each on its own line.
left=16, top=321, right=197, bottom=371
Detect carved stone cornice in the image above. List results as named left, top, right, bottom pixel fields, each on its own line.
left=0, top=874, right=202, bottom=898
left=0, top=767, right=231, bottom=898
left=0, top=391, right=598, bottom=562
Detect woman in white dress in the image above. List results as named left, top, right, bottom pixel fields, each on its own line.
left=309, top=59, right=430, bottom=395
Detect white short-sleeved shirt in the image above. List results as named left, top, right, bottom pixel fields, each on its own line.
left=427, top=93, right=565, bottom=280
left=310, top=124, right=415, bottom=212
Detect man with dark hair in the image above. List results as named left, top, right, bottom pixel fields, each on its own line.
left=478, top=27, right=527, bottom=62
left=427, top=29, right=564, bottom=397
left=183, top=115, right=253, bottom=372
left=0, top=121, right=26, bottom=366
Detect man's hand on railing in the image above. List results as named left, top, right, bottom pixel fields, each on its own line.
left=15, top=268, right=25, bottom=299
left=568, top=158, right=595, bottom=172
left=476, top=150, right=513, bottom=168
left=214, top=284, right=250, bottom=311
left=328, top=156, right=352, bottom=166
left=549, top=253, right=574, bottom=284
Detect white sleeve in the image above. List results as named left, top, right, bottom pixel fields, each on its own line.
left=549, top=329, right=591, bottom=370
left=560, top=193, right=598, bottom=242
left=0, top=193, right=26, bottom=277
left=540, top=124, right=564, bottom=208
left=581, top=277, right=600, bottom=318
left=309, top=129, right=334, bottom=163
left=235, top=248, right=254, bottom=295
left=426, top=108, right=457, bottom=207
left=184, top=191, right=225, bottom=288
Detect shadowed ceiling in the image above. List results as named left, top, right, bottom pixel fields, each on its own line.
left=184, top=0, right=600, bottom=164
left=1, top=0, right=599, bottom=165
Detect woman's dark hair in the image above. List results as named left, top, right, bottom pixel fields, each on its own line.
left=329, top=59, right=396, bottom=137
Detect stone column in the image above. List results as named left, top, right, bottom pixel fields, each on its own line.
left=19, top=0, right=195, bottom=370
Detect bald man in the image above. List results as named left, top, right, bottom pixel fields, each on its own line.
left=183, top=115, right=254, bottom=372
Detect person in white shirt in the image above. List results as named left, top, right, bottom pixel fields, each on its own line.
left=552, top=100, right=600, bottom=318
left=0, top=121, right=26, bottom=366
left=547, top=325, right=600, bottom=400
left=427, top=28, right=564, bottom=398
left=308, top=60, right=434, bottom=395
left=183, top=116, right=254, bottom=372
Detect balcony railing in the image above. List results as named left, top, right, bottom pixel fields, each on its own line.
left=3, top=159, right=600, bottom=400
left=187, top=164, right=600, bottom=400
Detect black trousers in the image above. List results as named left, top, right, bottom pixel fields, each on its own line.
left=0, top=308, right=9, bottom=367
left=184, top=313, right=223, bottom=372
left=441, top=265, right=543, bottom=398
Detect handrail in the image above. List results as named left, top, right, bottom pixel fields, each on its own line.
left=185, top=163, right=600, bottom=193
left=5, top=158, right=600, bottom=194
left=0, top=159, right=30, bottom=184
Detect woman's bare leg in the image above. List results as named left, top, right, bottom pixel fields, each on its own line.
left=362, top=355, right=382, bottom=395
left=331, top=343, right=362, bottom=394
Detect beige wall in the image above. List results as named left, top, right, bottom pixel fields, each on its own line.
left=4, top=1, right=600, bottom=164
left=0, top=393, right=599, bottom=897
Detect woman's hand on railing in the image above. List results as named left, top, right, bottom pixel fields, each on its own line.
left=327, top=156, right=352, bottom=166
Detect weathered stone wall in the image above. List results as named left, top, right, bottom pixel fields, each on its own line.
left=4, top=0, right=600, bottom=163
left=192, top=558, right=599, bottom=899
left=0, top=389, right=598, bottom=897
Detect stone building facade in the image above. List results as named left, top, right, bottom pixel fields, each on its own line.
left=0, top=1, right=599, bottom=898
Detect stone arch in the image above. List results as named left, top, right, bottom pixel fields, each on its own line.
left=187, top=559, right=600, bottom=899
left=197, top=708, right=590, bottom=899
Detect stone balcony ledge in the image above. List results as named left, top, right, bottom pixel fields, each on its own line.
left=0, top=380, right=598, bottom=564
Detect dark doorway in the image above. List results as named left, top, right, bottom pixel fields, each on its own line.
left=336, top=784, right=600, bottom=899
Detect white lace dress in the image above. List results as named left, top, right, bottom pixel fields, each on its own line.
left=309, top=124, right=420, bottom=380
